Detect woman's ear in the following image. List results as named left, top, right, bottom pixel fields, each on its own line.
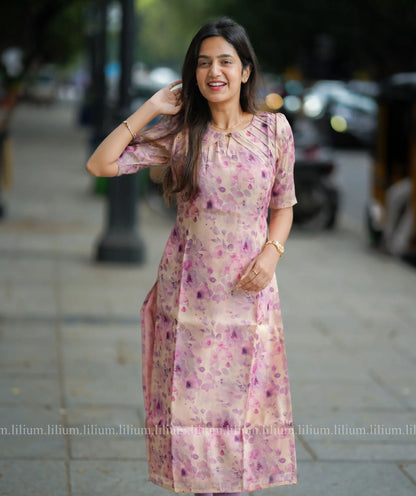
left=242, top=65, right=251, bottom=84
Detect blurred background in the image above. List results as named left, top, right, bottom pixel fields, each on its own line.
left=1, top=1, right=416, bottom=495
left=1, top=0, right=415, bottom=255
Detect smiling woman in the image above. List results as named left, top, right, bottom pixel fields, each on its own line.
left=86, top=17, right=297, bottom=496
left=195, top=37, right=252, bottom=130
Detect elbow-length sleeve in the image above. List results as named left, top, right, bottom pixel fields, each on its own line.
left=269, top=113, right=297, bottom=209
left=116, top=117, right=176, bottom=176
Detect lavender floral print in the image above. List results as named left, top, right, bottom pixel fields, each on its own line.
left=117, top=112, right=297, bottom=492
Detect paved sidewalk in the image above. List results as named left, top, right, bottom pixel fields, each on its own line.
left=1, top=103, right=416, bottom=496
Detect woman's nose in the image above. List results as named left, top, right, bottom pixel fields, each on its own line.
left=208, top=61, right=221, bottom=77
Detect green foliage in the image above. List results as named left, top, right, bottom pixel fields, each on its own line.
left=135, top=0, right=233, bottom=69
left=218, top=0, right=416, bottom=78
left=135, top=0, right=416, bottom=78
left=37, top=2, right=88, bottom=66
left=0, top=0, right=90, bottom=75
left=0, top=0, right=414, bottom=89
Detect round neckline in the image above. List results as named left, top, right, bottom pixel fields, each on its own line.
left=208, top=113, right=256, bottom=136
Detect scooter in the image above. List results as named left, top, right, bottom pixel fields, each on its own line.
left=293, top=143, right=339, bottom=230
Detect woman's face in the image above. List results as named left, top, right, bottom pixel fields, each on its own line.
left=196, top=36, right=250, bottom=108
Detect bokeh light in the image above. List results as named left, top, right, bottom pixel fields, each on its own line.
left=283, top=95, right=301, bottom=113
left=285, top=80, right=303, bottom=96
left=265, top=93, right=283, bottom=110
left=330, top=115, right=348, bottom=132
left=303, top=95, right=325, bottom=118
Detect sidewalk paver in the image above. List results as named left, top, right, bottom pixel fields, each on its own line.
left=1, top=102, right=416, bottom=496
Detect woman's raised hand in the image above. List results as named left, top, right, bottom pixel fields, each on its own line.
left=86, top=81, right=182, bottom=178
left=149, top=80, right=183, bottom=116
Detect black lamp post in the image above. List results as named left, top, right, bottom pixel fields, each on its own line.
left=95, top=0, right=145, bottom=263
left=87, top=0, right=107, bottom=154
left=0, top=131, right=6, bottom=218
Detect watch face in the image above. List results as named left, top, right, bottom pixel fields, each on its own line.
left=266, top=240, right=284, bottom=256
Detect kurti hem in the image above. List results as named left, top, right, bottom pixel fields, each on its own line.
left=148, top=472, right=298, bottom=493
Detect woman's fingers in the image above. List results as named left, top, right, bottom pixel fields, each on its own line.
left=236, top=261, right=255, bottom=287
left=236, top=263, right=261, bottom=291
left=170, top=88, right=182, bottom=104
left=166, top=81, right=183, bottom=113
left=236, top=262, right=273, bottom=292
left=169, top=79, right=182, bottom=90
left=150, top=83, right=182, bottom=115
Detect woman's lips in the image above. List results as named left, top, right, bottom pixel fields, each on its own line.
left=207, top=81, right=226, bottom=90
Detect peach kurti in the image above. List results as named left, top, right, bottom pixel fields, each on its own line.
left=117, top=111, right=297, bottom=493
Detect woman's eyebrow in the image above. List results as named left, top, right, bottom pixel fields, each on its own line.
left=197, top=54, right=234, bottom=59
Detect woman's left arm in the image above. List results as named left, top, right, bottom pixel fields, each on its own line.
left=235, top=206, right=293, bottom=292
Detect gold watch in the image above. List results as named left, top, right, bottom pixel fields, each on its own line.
left=265, top=239, right=285, bottom=257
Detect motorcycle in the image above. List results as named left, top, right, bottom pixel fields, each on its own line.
left=292, top=131, right=339, bottom=231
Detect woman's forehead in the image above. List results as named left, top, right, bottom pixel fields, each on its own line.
left=198, top=36, right=238, bottom=58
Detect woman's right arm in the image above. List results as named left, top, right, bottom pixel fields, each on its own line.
left=85, top=80, right=182, bottom=177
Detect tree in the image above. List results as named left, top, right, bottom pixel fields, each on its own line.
left=219, top=0, right=416, bottom=79
left=135, top=0, right=234, bottom=69
left=0, top=0, right=89, bottom=130
left=132, top=0, right=416, bottom=80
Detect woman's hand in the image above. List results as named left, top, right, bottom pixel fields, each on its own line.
left=86, top=80, right=182, bottom=177
left=235, top=245, right=280, bottom=292
left=149, top=80, right=182, bottom=116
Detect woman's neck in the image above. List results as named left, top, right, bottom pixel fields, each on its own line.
left=209, top=104, right=246, bottom=132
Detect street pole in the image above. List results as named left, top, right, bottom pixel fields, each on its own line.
left=0, top=131, right=5, bottom=218
left=88, top=0, right=107, bottom=153
left=96, top=0, right=145, bottom=263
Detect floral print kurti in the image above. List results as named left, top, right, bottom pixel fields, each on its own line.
left=117, top=111, right=297, bottom=493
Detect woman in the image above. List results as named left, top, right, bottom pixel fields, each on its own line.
left=87, top=17, right=297, bottom=496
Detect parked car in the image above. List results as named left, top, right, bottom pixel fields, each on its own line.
left=25, top=68, right=58, bottom=104
left=302, top=80, right=378, bottom=147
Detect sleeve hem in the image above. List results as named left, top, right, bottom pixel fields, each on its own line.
left=269, top=198, right=297, bottom=209
left=116, top=158, right=140, bottom=176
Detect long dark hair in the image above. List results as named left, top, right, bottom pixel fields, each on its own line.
left=163, top=17, right=259, bottom=203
